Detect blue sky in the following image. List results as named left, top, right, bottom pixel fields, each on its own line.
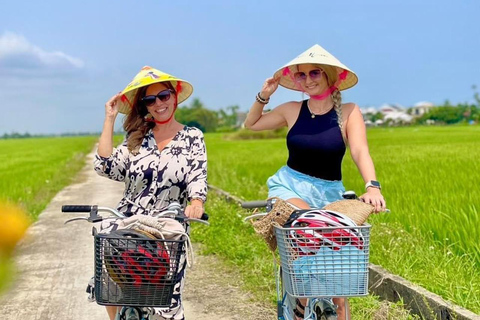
left=0, top=0, right=479, bottom=134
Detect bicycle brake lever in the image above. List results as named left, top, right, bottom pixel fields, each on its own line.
left=64, top=216, right=104, bottom=224
left=64, top=217, right=90, bottom=224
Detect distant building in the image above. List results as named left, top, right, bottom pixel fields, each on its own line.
left=379, top=103, right=405, bottom=114
left=383, top=112, right=413, bottom=124
left=360, top=101, right=437, bottom=125
left=379, top=103, right=412, bottom=124
left=411, top=101, right=435, bottom=116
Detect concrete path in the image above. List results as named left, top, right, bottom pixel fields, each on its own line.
left=0, top=151, right=231, bottom=320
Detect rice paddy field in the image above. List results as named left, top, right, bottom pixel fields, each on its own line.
left=0, top=136, right=98, bottom=218
left=201, top=125, right=480, bottom=314
left=1, top=126, right=479, bottom=317
left=0, top=136, right=98, bottom=292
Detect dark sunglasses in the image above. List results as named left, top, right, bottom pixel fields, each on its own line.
left=141, top=89, right=174, bottom=106
left=293, top=69, right=324, bottom=83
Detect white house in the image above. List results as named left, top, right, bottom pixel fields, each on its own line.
left=411, top=101, right=435, bottom=116
left=378, top=103, right=412, bottom=124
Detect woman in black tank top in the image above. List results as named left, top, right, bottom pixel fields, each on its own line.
left=244, top=44, right=386, bottom=320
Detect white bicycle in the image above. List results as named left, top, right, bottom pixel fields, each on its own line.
left=243, top=193, right=376, bottom=320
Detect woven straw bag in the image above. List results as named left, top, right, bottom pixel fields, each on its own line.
left=251, top=198, right=296, bottom=251
left=322, top=200, right=375, bottom=225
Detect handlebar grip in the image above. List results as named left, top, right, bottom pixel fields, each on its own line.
left=62, top=205, right=92, bottom=212
left=201, top=213, right=209, bottom=221
left=241, top=201, right=268, bottom=209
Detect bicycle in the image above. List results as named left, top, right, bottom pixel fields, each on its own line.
left=242, top=193, right=380, bottom=320
left=62, top=202, right=209, bottom=320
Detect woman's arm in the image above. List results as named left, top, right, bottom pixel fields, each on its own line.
left=345, top=104, right=386, bottom=212
left=244, top=102, right=290, bottom=131
left=244, top=77, right=289, bottom=131
left=98, top=93, right=122, bottom=157
left=185, top=130, right=207, bottom=219
left=94, top=139, right=128, bottom=182
left=94, top=93, right=128, bottom=182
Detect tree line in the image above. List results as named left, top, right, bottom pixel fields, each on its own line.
left=1, top=99, right=242, bottom=139
left=3, top=90, right=480, bottom=139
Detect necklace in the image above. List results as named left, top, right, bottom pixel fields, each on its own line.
left=307, top=100, right=332, bottom=118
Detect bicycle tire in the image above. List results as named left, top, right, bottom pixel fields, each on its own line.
left=118, top=307, right=141, bottom=320
left=316, top=308, right=337, bottom=320
left=315, top=302, right=337, bottom=320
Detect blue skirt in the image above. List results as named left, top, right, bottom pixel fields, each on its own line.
left=267, top=165, right=345, bottom=208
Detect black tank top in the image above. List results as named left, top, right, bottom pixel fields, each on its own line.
left=286, top=100, right=346, bottom=180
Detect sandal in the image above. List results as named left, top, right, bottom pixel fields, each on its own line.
left=293, top=298, right=305, bottom=319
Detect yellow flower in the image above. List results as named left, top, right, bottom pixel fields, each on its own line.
left=0, top=201, right=31, bottom=255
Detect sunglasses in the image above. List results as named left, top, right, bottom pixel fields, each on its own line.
left=293, top=69, right=324, bottom=83
left=141, top=89, right=174, bottom=107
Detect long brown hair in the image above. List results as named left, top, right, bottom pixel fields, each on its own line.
left=123, top=82, right=176, bottom=154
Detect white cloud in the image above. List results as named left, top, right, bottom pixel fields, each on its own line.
left=0, top=31, right=84, bottom=72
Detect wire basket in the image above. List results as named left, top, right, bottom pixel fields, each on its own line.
left=94, top=232, right=186, bottom=307
left=275, top=224, right=371, bottom=298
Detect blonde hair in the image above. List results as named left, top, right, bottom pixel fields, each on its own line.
left=331, top=89, right=346, bottom=144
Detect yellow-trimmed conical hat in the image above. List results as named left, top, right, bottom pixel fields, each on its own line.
left=273, top=44, right=358, bottom=92
left=118, top=66, right=193, bottom=114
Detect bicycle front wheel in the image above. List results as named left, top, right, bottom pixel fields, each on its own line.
left=315, top=299, right=337, bottom=320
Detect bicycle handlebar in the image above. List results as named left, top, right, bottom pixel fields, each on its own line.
left=241, top=200, right=268, bottom=209
left=62, top=202, right=209, bottom=224
left=241, top=191, right=390, bottom=212
left=62, top=205, right=94, bottom=212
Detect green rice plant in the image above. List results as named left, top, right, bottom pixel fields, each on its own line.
left=0, top=136, right=97, bottom=219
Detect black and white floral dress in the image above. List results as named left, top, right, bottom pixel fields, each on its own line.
left=94, top=126, right=207, bottom=320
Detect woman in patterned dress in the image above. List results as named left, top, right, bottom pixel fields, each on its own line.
left=94, top=66, right=207, bottom=320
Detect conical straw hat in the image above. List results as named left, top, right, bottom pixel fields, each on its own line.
left=117, top=66, right=193, bottom=114
left=273, top=44, right=358, bottom=92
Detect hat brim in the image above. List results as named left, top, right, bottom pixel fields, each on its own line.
left=117, top=67, right=193, bottom=114
left=274, top=63, right=358, bottom=92
left=273, top=44, right=358, bottom=92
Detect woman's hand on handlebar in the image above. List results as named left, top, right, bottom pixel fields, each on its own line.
left=185, top=199, right=204, bottom=219
left=359, top=188, right=386, bottom=213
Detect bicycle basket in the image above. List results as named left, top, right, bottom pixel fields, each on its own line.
left=275, top=224, right=371, bottom=297
left=94, top=229, right=186, bottom=307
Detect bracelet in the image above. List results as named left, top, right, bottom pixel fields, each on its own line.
left=256, top=92, right=270, bottom=104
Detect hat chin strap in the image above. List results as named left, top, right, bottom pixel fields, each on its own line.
left=309, top=86, right=336, bottom=100
left=145, top=104, right=178, bottom=125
